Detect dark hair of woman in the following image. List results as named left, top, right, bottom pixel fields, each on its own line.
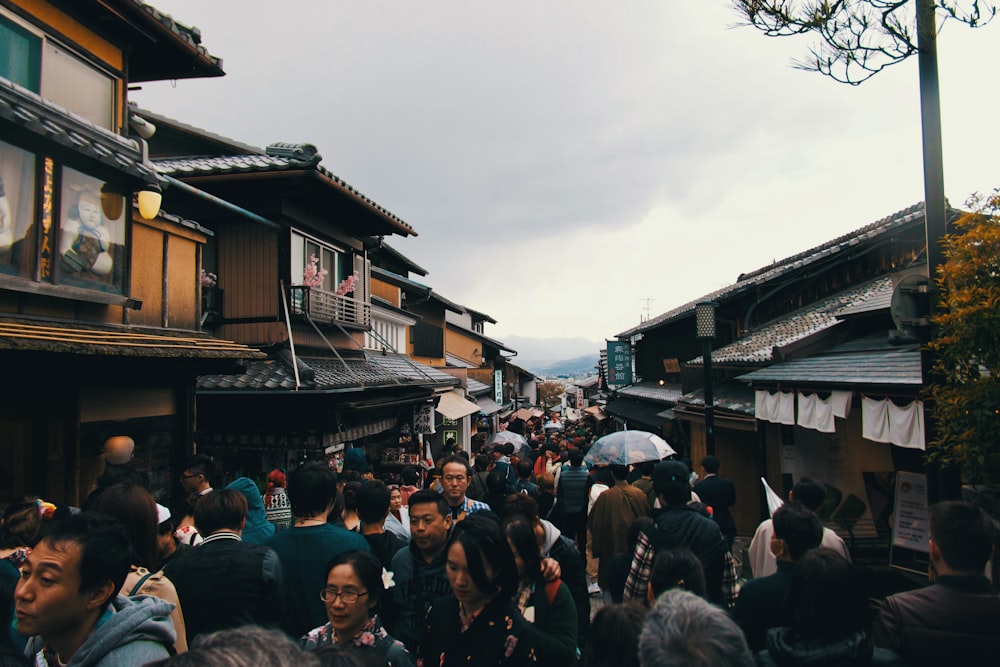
left=649, top=547, right=707, bottom=599
left=323, top=549, right=385, bottom=616
left=502, top=516, right=541, bottom=584
left=0, top=500, right=43, bottom=549
left=786, top=548, right=871, bottom=639
left=447, top=512, right=518, bottom=600
left=582, top=602, right=645, bottom=667
left=90, top=482, right=158, bottom=570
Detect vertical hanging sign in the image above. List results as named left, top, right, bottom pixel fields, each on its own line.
left=493, top=369, right=503, bottom=404
left=39, top=157, right=54, bottom=281
left=606, top=341, right=632, bottom=387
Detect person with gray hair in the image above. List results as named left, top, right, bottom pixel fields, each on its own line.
left=638, top=589, right=754, bottom=667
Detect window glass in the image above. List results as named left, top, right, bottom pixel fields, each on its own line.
left=58, top=167, right=125, bottom=294
left=0, top=139, right=36, bottom=278
left=292, top=230, right=343, bottom=290
left=0, top=14, right=40, bottom=92
left=40, top=42, right=115, bottom=130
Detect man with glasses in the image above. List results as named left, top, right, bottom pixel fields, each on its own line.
left=179, top=454, right=214, bottom=497
left=163, top=489, right=285, bottom=644
left=438, top=455, right=489, bottom=522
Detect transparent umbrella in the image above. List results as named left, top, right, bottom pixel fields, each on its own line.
left=487, top=430, right=529, bottom=455
left=584, top=430, right=676, bottom=466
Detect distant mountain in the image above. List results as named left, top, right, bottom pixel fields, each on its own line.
left=503, top=335, right=603, bottom=376
left=536, top=354, right=600, bottom=378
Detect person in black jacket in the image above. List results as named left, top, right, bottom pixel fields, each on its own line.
left=732, top=501, right=822, bottom=652
left=164, top=489, right=285, bottom=645
left=693, top=455, right=737, bottom=549
left=757, top=548, right=905, bottom=666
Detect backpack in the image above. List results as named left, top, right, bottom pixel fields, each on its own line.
left=468, top=472, right=488, bottom=501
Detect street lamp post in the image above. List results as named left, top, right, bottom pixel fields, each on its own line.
left=696, top=301, right=717, bottom=456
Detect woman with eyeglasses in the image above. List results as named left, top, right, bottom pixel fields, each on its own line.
left=302, top=550, right=414, bottom=667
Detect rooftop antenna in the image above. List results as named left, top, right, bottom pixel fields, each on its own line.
left=639, top=298, right=654, bottom=322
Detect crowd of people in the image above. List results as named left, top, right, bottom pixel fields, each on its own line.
left=1, top=422, right=999, bottom=666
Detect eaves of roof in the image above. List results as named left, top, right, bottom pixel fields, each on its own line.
left=467, top=378, right=492, bottom=395
left=464, top=307, right=497, bottom=324
left=445, top=353, right=477, bottom=369
left=134, top=107, right=262, bottom=155
left=675, top=381, right=756, bottom=416
left=0, top=77, right=156, bottom=186
left=153, top=144, right=415, bottom=237
left=371, top=241, right=429, bottom=276
left=446, top=322, right=516, bottom=355
left=617, top=202, right=928, bottom=338
left=736, top=347, right=921, bottom=388
left=198, top=352, right=457, bottom=393
left=0, top=318, right=262, bottom=359
left=126, top=1, right=225, bottom=81
left=371, top=297, right=418, bottom=323
left=689, top=276, right=894, bottom=366
left=430, top=292, right=466, bottom=315
left=372, top=267, right=431, bottom=296
left=615, top=381, right=684, bottom=405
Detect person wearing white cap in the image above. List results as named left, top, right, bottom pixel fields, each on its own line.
left=156, top=503, right=193, bottom=569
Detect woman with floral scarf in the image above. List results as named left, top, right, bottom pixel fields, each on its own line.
left=302, top=550, right=414, bottom=667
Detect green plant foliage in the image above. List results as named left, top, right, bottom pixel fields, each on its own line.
left=926, top=190, right=1000, bottom=484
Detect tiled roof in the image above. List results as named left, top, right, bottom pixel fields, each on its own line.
left=154, top=143, right=414, bottom=236
left=446, top=353, right=476, bottom=369
left=691, top=276, right=893, bottom=366
left=368, top=353, right=458, bottom=387
left=134, top=2, right=224, bottom=79
left=736, top=339, right=921, bottom=387
left=131, top=0, right=222, bottom=68
left=0, top=318, right=262, bottom=359
left=615, top=382, right=684, bottom=405
left=198, top=352, right=456, bottom=392
left=467, top=379, right=492, bottom=395
left=0, top=77, right=156, bottom=185
left=617, top=203, right=927, bottom=338
left=676, top=381, right=756, bottom=416
left=571, top=376, right=601, bottom=389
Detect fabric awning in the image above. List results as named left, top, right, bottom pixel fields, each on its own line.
left=583, top=405, right=608, bottom=421
left=436, top=389, right=481, bottom=420
left=476, top=396, right=503, bottom=415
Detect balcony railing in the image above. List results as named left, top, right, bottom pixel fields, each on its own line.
left=288, top=285, right=371, bottom=328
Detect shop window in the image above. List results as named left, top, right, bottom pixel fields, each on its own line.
left=0, top=139, right=37, bottom=278
left=57, top=166, right=126, bottom=295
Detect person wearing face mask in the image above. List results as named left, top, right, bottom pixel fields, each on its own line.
left=732, top=501, right=823, bottom=653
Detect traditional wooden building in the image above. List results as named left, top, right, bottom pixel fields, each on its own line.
left=0, top=0, right=259, bottom=505
left=613, top=203, right=951, bottom=542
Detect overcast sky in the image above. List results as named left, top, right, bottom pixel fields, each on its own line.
left=135, top=1, right=1000, bottom=344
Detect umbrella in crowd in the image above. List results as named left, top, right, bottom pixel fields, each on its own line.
left=583, top=430, right=676, bottom=467
left=543, top=420, right=564, bottom=432
left=487, top=430, right=529, bottom=455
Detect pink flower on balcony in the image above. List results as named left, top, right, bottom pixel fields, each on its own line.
left=334, top=271, right=359, bottom=296
left=302, top=254, right=328, bottom=288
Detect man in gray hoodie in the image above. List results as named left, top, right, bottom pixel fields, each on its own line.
left=16, top=512, right=176, bottom=666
